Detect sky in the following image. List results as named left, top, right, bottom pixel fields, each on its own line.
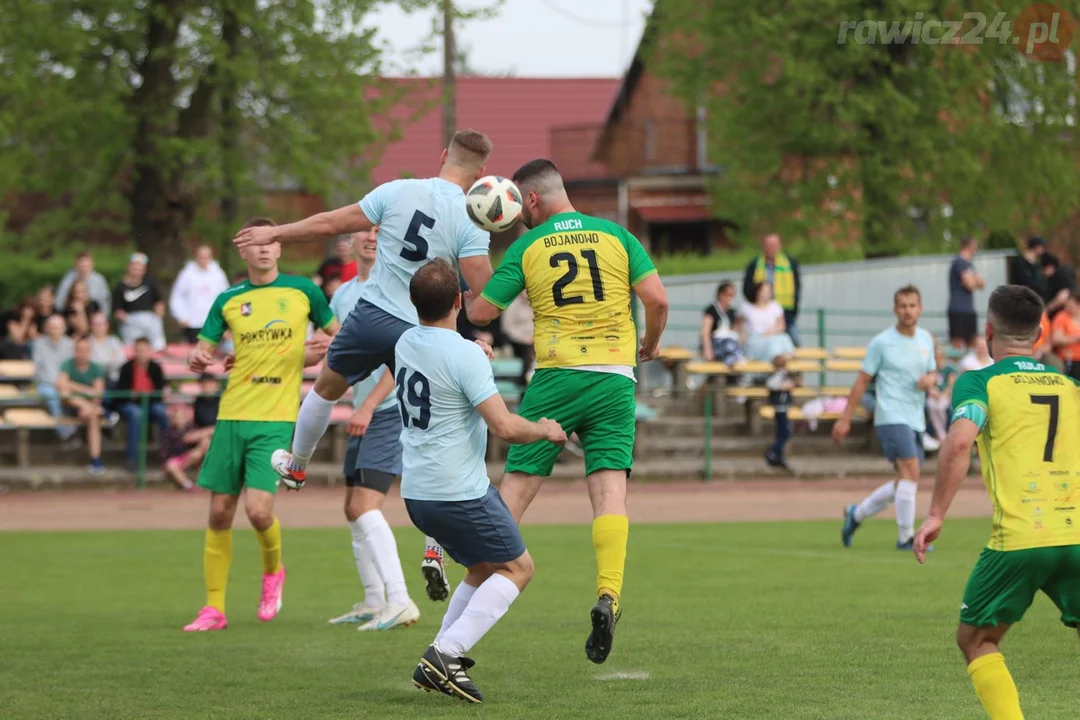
left=363, top=0, right=654, bottom=78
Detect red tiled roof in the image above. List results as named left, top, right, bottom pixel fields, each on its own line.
left=367, top=77, right=619, bottom=185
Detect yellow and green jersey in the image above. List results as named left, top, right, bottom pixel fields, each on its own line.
left=480, top=212, right=657, bottom=369
left=199, top=274, right=335, bottom=423
left=951, top=356, right=1080, bottom=551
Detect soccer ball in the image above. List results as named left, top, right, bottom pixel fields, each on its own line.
left=466, top=176, right=523, bottom=233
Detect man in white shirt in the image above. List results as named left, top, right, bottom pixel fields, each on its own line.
left=170, top=245, right=230, bottom=343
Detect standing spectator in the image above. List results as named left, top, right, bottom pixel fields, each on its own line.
left=764, top=353, right=796, bottom=473
left=701, top=281, right=744, bottom=364
left=502, top=291, right=535, bottom=386
left=740, top=283, right=795, bottom=362
left=1, top=298, right=38, bottom=359
left=743, top=233, right=801, bottom=345
left=112, top=253, right=166, bottom=350
left=170, top=245, right=230, bottom=343
left=1050, top=291, right=1080, bottom=380
left=55, top=251, right=112, bottom=315
left=1007, top=236, right=1047, bottom=301
left=946, top=236, right=985, bottom=351
left=88, top=310, right=126, bottom=386
left=62, top=279, right=102, bottom=337
left=56, top=336, right=108, bottom=474
left=31, top=314, right=76, bottom=442
left=1039, top=253, right=1076, bottom=319
left=115, top=337, right=169, bottom=471
left=314, top=235, right=358, bottom=294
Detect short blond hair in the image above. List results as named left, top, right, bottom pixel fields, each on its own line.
left=447, top=129, right=492, bottom=171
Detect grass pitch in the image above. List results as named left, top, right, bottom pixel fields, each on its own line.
left=2, top=519, right=1077, bottom=719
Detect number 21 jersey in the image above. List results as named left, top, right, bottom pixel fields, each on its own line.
left=951, top=357, right=1080, bottom=551
left=481, top=212, right=657, bottom=369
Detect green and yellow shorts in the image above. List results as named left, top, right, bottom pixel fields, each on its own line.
left=960, top=544, right=1080, bottom=628
left=197, top=420, right=294, bottom=496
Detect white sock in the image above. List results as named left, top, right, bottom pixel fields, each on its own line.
left=435, top=582, right=478, bottom=644
left=348, top=517, right=384, bottom=607
left=357, top=510, right=409, bottom=606
left=289, top=391, right=336, bottom=469
left=439, top=573, right=520, bottom=658
left=854, top=480, right=897, bottom=523
left=894, top=479, right=918, bottom=543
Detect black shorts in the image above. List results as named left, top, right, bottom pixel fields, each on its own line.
left=948, top=311, right=977, bottom=344
left=343, top=408, right=403, bottom=492
left=404, top=485, right=526, bottom=568
left=327, top=300, right=415, bottom=386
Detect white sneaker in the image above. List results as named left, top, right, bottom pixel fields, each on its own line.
left=328, top=602, right=383, bottom=625
left=922, top=434, right=941, bottom=453
left=357, top=600, right=420, bottom=631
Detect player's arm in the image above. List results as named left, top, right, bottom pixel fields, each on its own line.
left=635, top=273, right=669, bottom=362
left=476, top=394, right=566, bottom=445
left=914, top=418, right=980, bottom=563
left=303, top=319, right=340, bottom=367
left=470, top=248, right=523, bottom=327
left=234, top=205, right=372, bottom=248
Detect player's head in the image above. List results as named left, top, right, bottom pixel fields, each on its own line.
left=512, top=159, right=569, bottom=229
left=986, top=284, right=1045, bottom=356
left=410, top=258, right=462, bottom=325
left=239, top=217, right=281, bottom=271
left=442, top=129, right=492, bottom=183
left=353, top=226, right=378, bottom=263
left=893, top=285, right=922, bottom=329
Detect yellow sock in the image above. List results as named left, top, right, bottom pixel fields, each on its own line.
left=968, top=652, right=1024, bottom=720
left=204, top=529, right=232, bottom=613
left=592, top=515, right=629, bottom=604
left=255, top=517, right=282, bottom=575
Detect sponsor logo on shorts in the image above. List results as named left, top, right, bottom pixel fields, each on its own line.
left=570, top=335, right=594, bottom=341
left=1025, top=481, right=1040, bottom=493
left=579, top=346, right=588, bottom=355
left=1034, top=520, right=1044, bottom=530
left=548, top=348, right=557, bottom=358
left=1050, top=470, right=1070, bottom=476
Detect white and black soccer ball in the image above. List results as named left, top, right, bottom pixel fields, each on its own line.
left=466, top=176, right=523, bottom=233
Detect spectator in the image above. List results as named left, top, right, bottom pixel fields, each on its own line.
left=169, top=245, right=230, bottom=343
left=925, top=344, right=957, bottom=448
left=1039, top=253, right=1076, bottom=319
left=740, top=282, right=795, bottom=363
left=314, top=235, right=358, bottom=293
left=701, top=281, right=744, bottom=365
left=502, top=291, right=535, bottom=386
left=55, top=250, right=112, bottom=316
left=1051, top=291, right=1080, bottom=380
left=161, top=404, right=210, bottom=491
left=88, top=310, right=126, bottom=386
left=743, top=233, right=801, bottom=345
left=1, top=298, right=38, bottom=360
left=764, top=353, right=797, bottom=473
left=56, top=335, right=108, bottom=474
left=946, top=236, right=985, bottom=350
left=959, top=335, right=994, bottom=373
left=1007, top=235, right=1048, bottom=300
left=33, top=285, right=55, bottom=333
left=31, top=314, right=76, bottom=442
left=115, top=337, right=169, bottom=471
left=192, top=373, right=221, bottom=429
left=112, top=253, right=166, bottom=350
left=62, top=279, right=102, bottom=337
left=1033, top=311, right=1061, bottom=371
left=322, top=276, right=343, bottom=302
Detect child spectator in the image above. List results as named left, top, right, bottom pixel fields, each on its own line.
left=192, top=373, right=220, bottom=429
left=115, top=337, right=168, bottom=471
left=56, top=336, right=109, bottom=474
left=925, top=344, right=956, bottom=449
left=764, top=353, right=797, bottom=473
left=161, top=404, right=210, bottom=491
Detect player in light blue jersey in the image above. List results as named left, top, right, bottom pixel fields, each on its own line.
left=232, top=129, right=495, bottom=501
left=399, top=260, right=566, bottom=704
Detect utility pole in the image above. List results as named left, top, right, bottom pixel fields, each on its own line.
left=442, top=0, right=456, bottom=147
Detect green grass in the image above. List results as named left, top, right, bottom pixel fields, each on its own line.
left=2, top=520, right=1077, bottom=719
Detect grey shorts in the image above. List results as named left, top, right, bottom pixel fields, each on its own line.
left=404, top=485, right=526, bottom=568
left=327, top=300, right=415, bottom=386
left=343, top=407, right=403, bottom=489
left=876, top=423, right=924, bottom=466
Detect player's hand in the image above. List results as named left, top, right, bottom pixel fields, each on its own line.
left=349, top=406, right=374, bottom=437
left=474, top=339, right=495, bottom=361
left=916, top=374, right=935, bottom=392
left=233, top=224, right=279, bottom=249
left=831, top=418, right=851, bottom=444
left=223, top=354, right=236, bottom=373
left=539, top=417, right=567, bottom=445
left=306, top=333, right=331, bottom=355
left=188, top=347, right=214, bottom=373
left=913, top=516, right=943, bottom=564
left=639, top=341, right=660, bottom=363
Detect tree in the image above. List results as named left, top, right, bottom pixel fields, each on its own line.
left=654, top=1, right=1080, bottom=256
left=0, top=0, right=402, bottom=278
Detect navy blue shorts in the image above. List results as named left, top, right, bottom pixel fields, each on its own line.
left=343, top=407, right=403, bottom=488
left=327, top=300, right=415, bottom=386
left=404, top=485, right=526, bottom=568
left=876, top=423, right=924, bottom=467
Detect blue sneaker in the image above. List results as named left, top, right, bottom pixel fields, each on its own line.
left=897, top=538, right=933, bottom=552
left=841, top=504, right=860, bottom=547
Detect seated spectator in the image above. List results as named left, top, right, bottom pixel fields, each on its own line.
left=1040, top=253, right=1076, bottom=319
left=170, top=245, right=230, bottom=343
left=115, top=337, right=169, bottom=471
left=113, top=253, right=166, bottom=350
left=502, top=291, right=535, bottom=386
left=322, top=276, right=343, bottom=303
left=925, top=343, right=957, bottom=449
left=740, top=282, right=795, bottom=363
left=88, top=311, right=127, bottom=386
left=32, top=314, right=76, bottom=442
left=959, top=335, right=993, bottom=373
left=192, top=373, right=221, bottom=429
left=62, top=279, right=102, bottom=337
left=55, top=250, right=112, bottom=315
left=701, top=281, right=744, bottom=365
left=1051, top=291, right=1080, bottom=380
left=1, top=298, right=38, bottom=360
left=56, top=336, right=109, bottom=474
left=161, top=404, right=210, bottom=491
left=314, top=236, right=358, bottom=295
left=33, top=285, right=55, bottom=334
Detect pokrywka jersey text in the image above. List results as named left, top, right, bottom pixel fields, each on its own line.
left=199, top=275, right=334, bottom=423
left=951, top=357, right=1080, bottom=551
left=481, top=212, right=656, bottom=369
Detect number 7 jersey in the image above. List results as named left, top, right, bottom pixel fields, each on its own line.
left=481, top=212, right=657, bottom=369
left=951, top=356, right=1080, bottom=551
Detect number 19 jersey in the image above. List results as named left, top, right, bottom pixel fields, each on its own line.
left=951, top=356, right=1080, bottom=551
left=481, top=212, right=657, bottom=369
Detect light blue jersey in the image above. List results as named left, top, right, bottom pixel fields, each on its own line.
left=862, top=326, right=936, bottom=431
left=331, top=276, right=396, bottom=414
left=395, top=326, right=498, bottom=502
left=358, top=178, right=490, bottom=324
